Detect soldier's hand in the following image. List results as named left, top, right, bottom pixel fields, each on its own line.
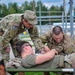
left=51, top=49, right=58, bottom=55
left=41, top=50, right=46, bottom=54
left=44, top=46, right=51, bottom=52
left=48, top=49, right=58, bottom=58
left=41, top=46, right=50, bottom=54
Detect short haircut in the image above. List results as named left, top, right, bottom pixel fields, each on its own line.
left=16, top=41, right=32, bottom=54
left=52, top=26, right=63, bottom=35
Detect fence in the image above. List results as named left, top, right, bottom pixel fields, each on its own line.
left=0, top=11, right=75, bottom=36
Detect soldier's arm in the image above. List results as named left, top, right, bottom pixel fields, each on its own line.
left=40, top=30, right=51, bottom=44
left=0, top=25, right=18, bottom=50
left=64, top=34, right=75, bottom=54
left=64, top=43, right=75, bottom=54
left=28, top=25, right=44, bottom=51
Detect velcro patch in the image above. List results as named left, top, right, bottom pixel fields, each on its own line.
left=12, top=26, right=18, bottom=30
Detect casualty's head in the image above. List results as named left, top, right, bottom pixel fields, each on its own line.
left=16, top=41, right=32, bottom=54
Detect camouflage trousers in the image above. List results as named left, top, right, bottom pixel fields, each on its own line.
left=49, top=53, right=75, bottom=75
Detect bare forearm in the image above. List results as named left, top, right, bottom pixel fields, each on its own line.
left=36, top=49, right=57, bottom=64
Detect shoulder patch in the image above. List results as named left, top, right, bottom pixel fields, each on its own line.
left=12, top=25, right=18, bottom=30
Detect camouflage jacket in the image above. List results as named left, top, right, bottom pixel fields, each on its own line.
left=0, top=14, right=44, bottom=56
left=40, top=30, right=75, bottom=55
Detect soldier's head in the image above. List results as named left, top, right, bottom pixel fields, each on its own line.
left=21, top=10, right=37, bottom=29
left=0, top=29, right=4, bottom=36
left=52, top=26, right=64, bottom=43
left=16, top=41, right=33, bottom=57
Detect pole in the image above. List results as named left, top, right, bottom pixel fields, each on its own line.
left=69, top=0, right=74, bottom=38
left=63, top=0, right=67, bottom=33
left=39, top=0, right=41, bottom=35
left=33, top=0, right=36, bottom=12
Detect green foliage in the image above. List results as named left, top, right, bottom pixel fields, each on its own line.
left=0, top=1, right=65, bottom=24
left=7, top=3, right=19, bottom=14
left=0, top=1, right=64, bottom=17
left=21, top=1, right=33, bottom=12
left=13, top=3, right=18, bottom=12
left=8, top=8, right=16, bottom=14
left=0, top=3, right=8, bottom=17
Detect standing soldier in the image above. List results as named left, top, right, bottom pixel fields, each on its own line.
left=0, top=10, right=47, bottom=75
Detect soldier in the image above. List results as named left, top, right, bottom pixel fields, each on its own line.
left=15, top=40, right=75, bottom=70
left=0, top=10, right=48, bottom=75
left=40, top=25, right=75, bottom=75
left=40, top=25, right=75, bottom=54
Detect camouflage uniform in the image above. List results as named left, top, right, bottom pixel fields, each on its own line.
left=40, top=30, right=75, bottom=55
left=6, top=53, right=75, bottom=69
left=0, top=12, right=44, bottom=61
left=40, top=30, right=75, bottom=75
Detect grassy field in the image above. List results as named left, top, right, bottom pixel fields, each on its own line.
left=15, top=72, right=61, bottom=75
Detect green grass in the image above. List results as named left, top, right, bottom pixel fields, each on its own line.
left=14, top=72, right=61, bottom=75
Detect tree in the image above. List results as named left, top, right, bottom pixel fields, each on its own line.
left=0, top=4, right=2, bottom=17
left=8, top=8, right=16, bottom=14
left=0, top=3, right=8, bottom=17
left=21, top=1, right=32, bottom=12
left=0, top=0, right=65, bottom=24
left=36, top=1, right=48, bottom=25
left=7, top=3, right=19, bottom=14
left=36, top=1, right=48, bottom=16
left=13, top=3, right=19, bottom=13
